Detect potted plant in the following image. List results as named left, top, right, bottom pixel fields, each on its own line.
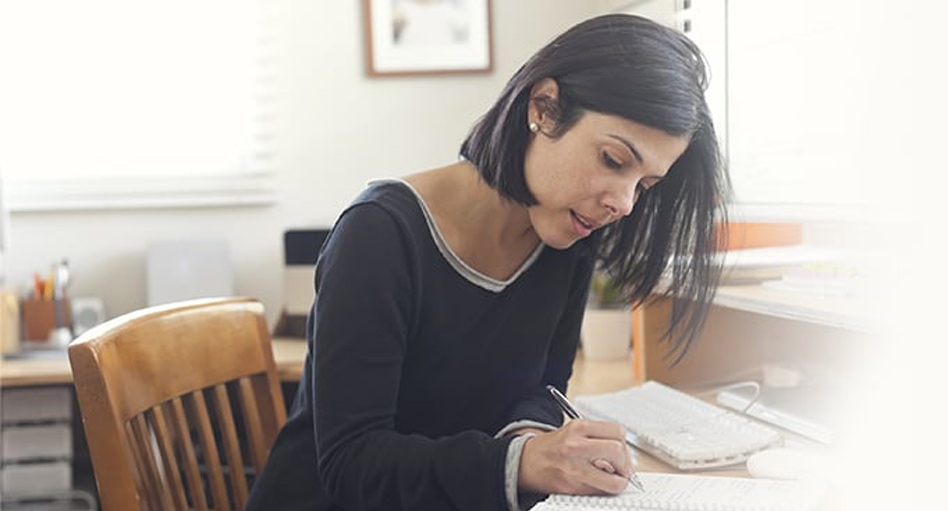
left=581, top=270, right=633, bottom=360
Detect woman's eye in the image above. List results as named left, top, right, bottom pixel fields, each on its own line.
left=601, top=151, right=622, bottom=169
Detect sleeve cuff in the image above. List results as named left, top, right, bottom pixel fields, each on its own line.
left=495, top=420, right=557, bottom=439
left=503, top=433, right=533, bottom=511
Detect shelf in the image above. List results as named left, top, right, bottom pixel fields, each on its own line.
left=712, top=285, right=869, bottom=332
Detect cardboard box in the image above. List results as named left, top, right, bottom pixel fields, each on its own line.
left=0, top=461, right=72, bottom=493
left=1, top=423, right=72, bottom=462
left=1, top=387, right=73, bottom=425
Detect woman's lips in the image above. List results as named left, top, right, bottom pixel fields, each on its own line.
left=570, top=210, right=600, bottom=237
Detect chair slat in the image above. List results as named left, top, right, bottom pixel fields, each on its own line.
left=125, top=442, right=154, bottom=511
left=168, top=397, right=209, bottom=511
left=237, top=376, right=268, bottom=473
left=129, top=415, right=171, bottom=511
left=124, top=420, right=154, bottom=511
left=147, top=405, right=189, bottom=510
left=250, top=375, right=283, bottom=443
left=212, top=383, right=249, bottom=509
left=188, top=389, right=231, bottom=511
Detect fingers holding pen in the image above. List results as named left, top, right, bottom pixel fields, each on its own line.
left=518, top=419, right=634, bottom=496
left=573, top=420, right=635, bottom=486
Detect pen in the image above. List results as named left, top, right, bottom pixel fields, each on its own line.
left=546, top=385, right=646, bottom=492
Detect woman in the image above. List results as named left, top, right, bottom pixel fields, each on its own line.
left=248, top=13, right=728, bottom=511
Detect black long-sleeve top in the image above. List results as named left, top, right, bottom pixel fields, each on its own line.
left=247, top=180, right=595, bottom=510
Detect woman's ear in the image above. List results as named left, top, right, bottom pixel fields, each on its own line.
left=527, top=78, right=560, bottom=131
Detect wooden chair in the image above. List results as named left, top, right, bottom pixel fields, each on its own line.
left=68, top=297, right=287, bottom=511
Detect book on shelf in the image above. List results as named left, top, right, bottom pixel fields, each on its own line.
left=717, top=245, right=849, bottom=286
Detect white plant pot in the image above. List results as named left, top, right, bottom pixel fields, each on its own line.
left=581, top=308, right=632, bottom=360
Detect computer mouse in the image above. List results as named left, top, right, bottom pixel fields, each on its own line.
left=746, top=448, right=821, bottom=480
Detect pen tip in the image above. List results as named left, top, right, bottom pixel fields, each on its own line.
left=630, top=475, right=645, bottom=492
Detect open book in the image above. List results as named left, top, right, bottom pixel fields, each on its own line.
left=532, top=473, right=824, bottom=511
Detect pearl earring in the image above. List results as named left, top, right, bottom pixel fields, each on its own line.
left=529, top=122, right=539, bottom=133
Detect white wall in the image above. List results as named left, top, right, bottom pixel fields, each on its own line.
left=5, top=0, right=598, bottom=326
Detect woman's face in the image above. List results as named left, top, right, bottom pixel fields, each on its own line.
left=524, top=108, right=689, bottom=249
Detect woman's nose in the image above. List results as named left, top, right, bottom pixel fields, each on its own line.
left=602, top=180, right=638, bottom=219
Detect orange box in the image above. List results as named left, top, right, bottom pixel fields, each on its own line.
left=717, top=222, right=803, bottom=251
left=20, top=299, right=71, bottom=342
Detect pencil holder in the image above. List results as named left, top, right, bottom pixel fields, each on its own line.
left=20, top=298, right=71, bottom=342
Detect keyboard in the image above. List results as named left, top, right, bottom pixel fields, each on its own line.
left=574, top=381, right=782, bottom=470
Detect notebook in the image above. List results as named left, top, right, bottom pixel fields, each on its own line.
left=532, top=473, right=824, bottom=511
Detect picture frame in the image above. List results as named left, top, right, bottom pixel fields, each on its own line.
left=363, top=0, right=493, bottom=77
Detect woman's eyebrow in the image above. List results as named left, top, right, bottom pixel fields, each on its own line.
left=608, top=134, right=643, bottom=165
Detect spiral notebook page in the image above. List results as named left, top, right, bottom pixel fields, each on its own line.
left=533, top=473, right=824, bottom=511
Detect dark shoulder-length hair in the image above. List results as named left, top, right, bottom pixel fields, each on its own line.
left=460, top=14, right=731, bottom=363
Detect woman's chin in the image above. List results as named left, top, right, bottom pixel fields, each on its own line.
left=533, top=221, right=585, bottom=250
left=540, top=234, right=580, bottom=250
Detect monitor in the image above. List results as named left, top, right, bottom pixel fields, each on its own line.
left=274, top=228, right=330, bottom=338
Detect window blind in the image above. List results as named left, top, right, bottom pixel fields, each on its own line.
left=0, top=0, right=275, bottom=211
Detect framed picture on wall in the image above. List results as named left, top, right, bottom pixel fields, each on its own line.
left=363, top=0, right=492, bottom=77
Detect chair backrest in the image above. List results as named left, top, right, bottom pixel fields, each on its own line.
left=68, top=297, right=287, bottom=511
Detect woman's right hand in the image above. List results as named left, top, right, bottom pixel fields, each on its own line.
left=517, top=419, right=634, bottom=496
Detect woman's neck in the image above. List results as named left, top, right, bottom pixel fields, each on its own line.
left=456, top=162, right=536, bottom=246
left=404, top=161, right=540, bottom=280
